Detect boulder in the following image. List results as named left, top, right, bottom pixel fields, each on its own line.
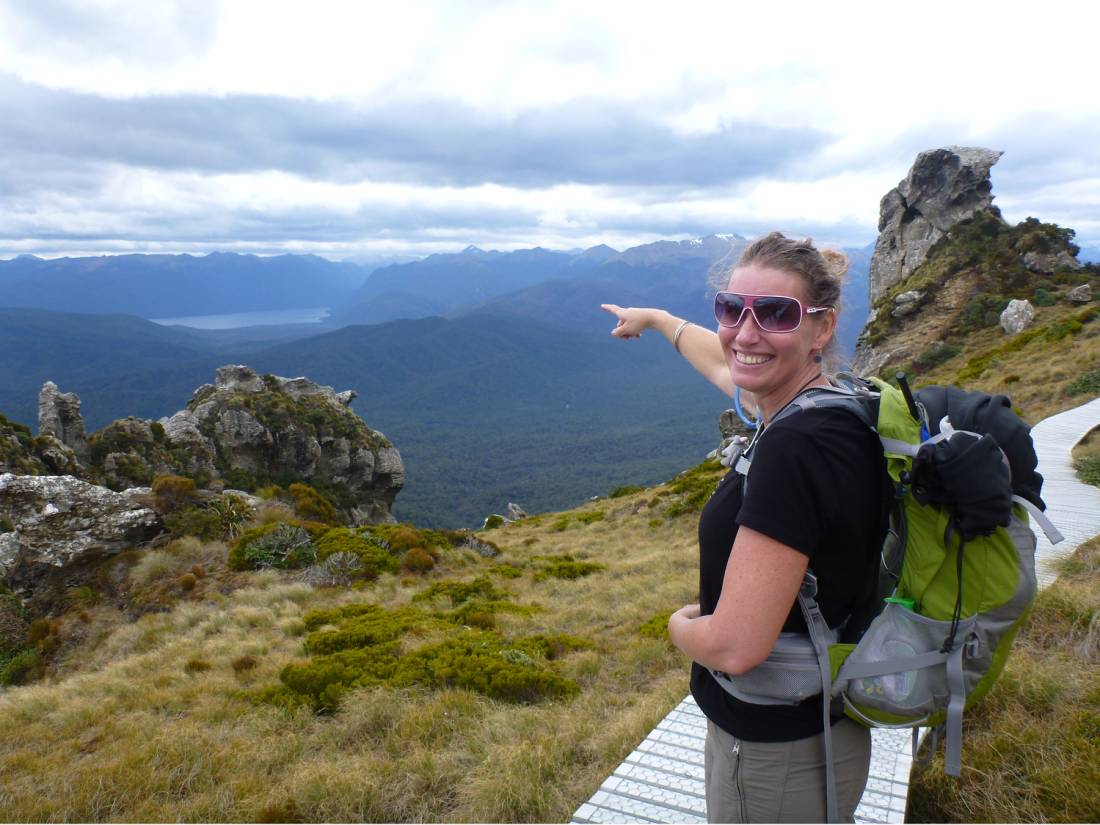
left=1022, top=250, right=1082, bottom=273
left=506, top=502, right=528, bottom=520
left=892, top=290, right=925, bottom=318
left=1067, top=284, right=1093, bottom=303
left=0, top=473, right=162, bottom=609
left=1000, top=299, right=1036, bottom=335
left=869, top=147, right=1003, bottom=304
left=37, top=381, right=88, bottom=459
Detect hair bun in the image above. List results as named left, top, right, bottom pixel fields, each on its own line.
left=820, top=248, right=850, bottom=281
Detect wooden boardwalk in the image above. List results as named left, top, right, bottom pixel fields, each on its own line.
left=572, top=396, right=1100, bottom=824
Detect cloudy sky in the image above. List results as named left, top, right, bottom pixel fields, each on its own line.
left=1, top=0, right=1097, bottom=260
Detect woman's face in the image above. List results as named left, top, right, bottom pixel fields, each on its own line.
left=718, top=264, right=835, bottom=416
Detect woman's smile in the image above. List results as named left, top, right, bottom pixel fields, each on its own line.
left=733, top=350, right=773, bottom=366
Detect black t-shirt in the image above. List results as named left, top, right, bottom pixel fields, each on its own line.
left=689, top=405, right=886, bottom=742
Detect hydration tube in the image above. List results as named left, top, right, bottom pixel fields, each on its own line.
left=733, top=386, right=759, bottom=430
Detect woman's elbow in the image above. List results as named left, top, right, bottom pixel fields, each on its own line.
left=712, top=647, right=769, bottom=676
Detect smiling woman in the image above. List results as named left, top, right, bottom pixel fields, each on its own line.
left=602, top=232, right=887, bottom=823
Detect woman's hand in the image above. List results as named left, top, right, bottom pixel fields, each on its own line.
left=667, top=603, right=702, bottom=648
left=601, top=304, right=660, bottom=339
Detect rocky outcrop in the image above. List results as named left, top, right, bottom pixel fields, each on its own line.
left=172, top=366, right=403, bottom=524
left=1000, top=299, right=1036, bottom=335
left=0, top=473, right=162, bottom=610
left=9, top=366, right=404, bottom=525
left=38, top=381, right=88, bottom=459
left=868, top=147, right=1003, bottom=304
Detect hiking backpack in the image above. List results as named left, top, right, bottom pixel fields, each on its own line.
left=709, top=374, right=1064, bottom=823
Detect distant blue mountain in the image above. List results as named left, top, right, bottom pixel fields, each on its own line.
left=0, top=252, right=366, bottom=317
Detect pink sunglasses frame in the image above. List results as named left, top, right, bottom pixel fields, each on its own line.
left=713, top=291, right=832, bottom=333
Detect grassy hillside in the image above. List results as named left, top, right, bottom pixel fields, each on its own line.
left=0, top=467, right=722, bottom=822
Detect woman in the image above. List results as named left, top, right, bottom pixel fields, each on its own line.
left=601, top=232, right=884, bottom=823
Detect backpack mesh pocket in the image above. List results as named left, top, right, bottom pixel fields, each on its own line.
left=839, top=602, right=976, bottom=716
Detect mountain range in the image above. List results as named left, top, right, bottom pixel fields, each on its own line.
left=0, top=235, right=873, bottom=526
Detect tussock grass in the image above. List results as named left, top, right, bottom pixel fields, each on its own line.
left=907, top=536, right=1100, bottom=823
left=0, top=479, right=701, bottom=822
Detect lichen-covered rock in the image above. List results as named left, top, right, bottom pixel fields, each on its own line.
left=869, top=146, right=1003, bottom=304
left=0, top=473, right=162, bottom=609
left=38, top=381, right=88, bottom=459
left=1000, top=299, right=1036, bottom=335
left=1067, top=284, right=1093, bottom=303
left=1022, top=250, right=1082, bottom=273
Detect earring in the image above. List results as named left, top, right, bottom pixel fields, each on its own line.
left=813, top=352, right=823, bottom=364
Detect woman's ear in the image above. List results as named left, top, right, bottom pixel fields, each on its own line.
left=812, top=308, right=837, bottom=352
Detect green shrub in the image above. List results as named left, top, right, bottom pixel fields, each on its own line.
left=550, top=517, right=570, bottom=532
left=1033, top=287, right=1057, bottom=307
left=274, top=631, right=581, bottom=711
left=609, top=485, right=644, bottom=498
left=959, top=294, right=1009, bottom=331
left=1067, top=369, right=1100, bottom=397
left=151, top=474, right=199, bottom=513
left=1075, top=456, right=1100, bottom=488
left=0, top=516, right=12, bottom=534
left=302, top=605, right=427, bottom=655
left=207, top=494, right=252, bottom=538
left=533, top=555, right=606, bottom=581
left=1045, top=318, right=1083, bottom=341
left=483, top=514, right=505, bottom=530
left=178, top=573, right=198, bottom=591
left=287, top=483, right=339, bottom=524
left=577, top=510, right=605, bottom=525
left=488, top=563, right=523, bottom=579
left=912, top=342, right=961, bottom=373
left=648, top=518, right=664, bottom=528
left=413, top=576, right=509, bottom=606
left=639, top=612, right=673, bottom=640
left=0, top=648, right=41, bottom=686
left=315, top=528, right=397, bottom=580
left=229, top=523, right=317, bottom=571
left=149, top=421, right=166, bottom=441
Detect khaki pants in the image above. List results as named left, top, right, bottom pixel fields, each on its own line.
left=703, top=718, right=871, bottom=823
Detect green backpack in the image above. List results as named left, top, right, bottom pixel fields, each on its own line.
left=710, top=374, right=1063, bottom=823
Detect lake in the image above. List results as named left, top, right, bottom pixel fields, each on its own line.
left=150, top=307, right=331, bottom=329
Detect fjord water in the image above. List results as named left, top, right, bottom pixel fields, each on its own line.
left=150, top=307, right=331, bottom=329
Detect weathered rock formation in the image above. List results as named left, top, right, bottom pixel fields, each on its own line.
left=0, top=473, right=162, bottom=610
left=1022, top=250, right=1082, bottom=274
left=163, top=365, right=403, bottom=524
left=868, top=146, right=1002, bottom=304
left=38, top=381, right=88, bottom=459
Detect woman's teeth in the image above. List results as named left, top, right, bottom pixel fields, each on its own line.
left=735, top=352, right=772, bottom=365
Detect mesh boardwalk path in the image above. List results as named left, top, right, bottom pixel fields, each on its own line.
left=571, top=396, right=1100, bottom=824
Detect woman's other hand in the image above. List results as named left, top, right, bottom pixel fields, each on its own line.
left=601, top=304, right=658, bottom=339
left=668, top=603, right=702, bottom=647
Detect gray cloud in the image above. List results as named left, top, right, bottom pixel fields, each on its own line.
left=0, top=75, right=828, bottom=189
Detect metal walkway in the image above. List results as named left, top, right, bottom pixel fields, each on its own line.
left=572, top=396, right=1100, bottom=824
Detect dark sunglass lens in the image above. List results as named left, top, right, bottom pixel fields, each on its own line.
left=755, top=297, right=802, bottom=331
left=715, top=293, right=746, bottom=326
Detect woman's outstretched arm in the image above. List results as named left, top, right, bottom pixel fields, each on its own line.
left=600, top=304, right=734, bottom=396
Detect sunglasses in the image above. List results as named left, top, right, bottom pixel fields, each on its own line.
left=713, top=292, right=832, bottom=333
